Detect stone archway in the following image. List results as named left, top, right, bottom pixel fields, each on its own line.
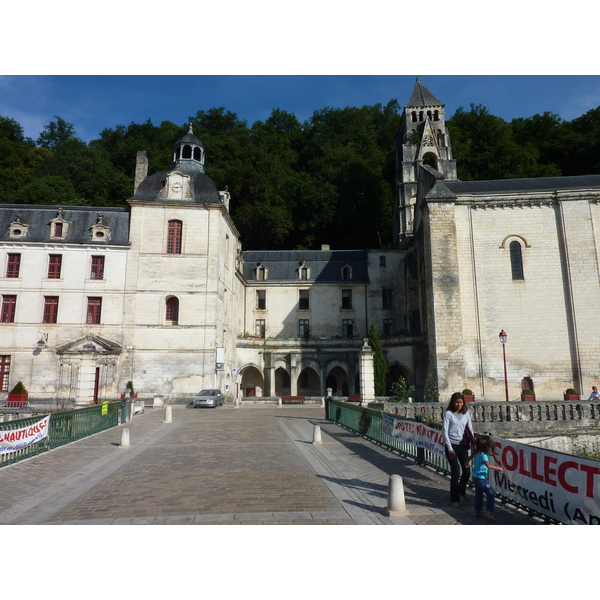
left=298, top=366, right=320, bottom=396
left=326, top=366, right=349, bottom=396
left=386, top=363, right=413, bottom=395
left=240, top=365, right=264, bottom=397
left=275, top=367, right=291, bottom=396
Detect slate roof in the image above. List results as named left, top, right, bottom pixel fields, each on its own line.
left=242, top=250, right=369, bottom=283
left=445, top=174, right=600, bottom=195
left=0, top=205, right=130, bottom=245
left=131, top=171, right=221, bottom=204
left=406, top=77, right=444, bottom=108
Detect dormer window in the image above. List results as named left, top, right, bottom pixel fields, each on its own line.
left=49, top=209, right=69, bottom=239
left=298, top=261, right=310, bottom=281
left=90, top=213, right=110, bottom=243
left=341, top=264, right=352, bottom=280
left=8, top=217, right=29, bottom=239
left=255, top=263, right=267, bottom=281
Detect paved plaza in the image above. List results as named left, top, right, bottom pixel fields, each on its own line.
left=0, top=405, right=545, bottom=525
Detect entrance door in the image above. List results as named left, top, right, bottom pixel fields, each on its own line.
left=93, top=367, right=100, bottom=404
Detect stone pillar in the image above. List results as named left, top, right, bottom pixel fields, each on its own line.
left=290, top=354, right=299, bottom=396
left=359, top=339, right=375, bottom=405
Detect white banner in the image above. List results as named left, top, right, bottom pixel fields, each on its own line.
left=490, top=436, right=600, bottom=525
left=381, top=413, right=446, bottom=458
left=0, top=415, right=50, bottom=454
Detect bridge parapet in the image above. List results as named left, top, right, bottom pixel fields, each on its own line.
left=379, top=400, right=600, bottom=438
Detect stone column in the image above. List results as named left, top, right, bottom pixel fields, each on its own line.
left=359, top=339, right=375, bottom=405
left=290, top=353, right=299, bottom=396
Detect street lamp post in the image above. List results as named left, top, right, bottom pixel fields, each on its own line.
left=499, top=330, right=509, bottom=402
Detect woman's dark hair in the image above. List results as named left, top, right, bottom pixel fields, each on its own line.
left=445, top=392, right=467, bottom=413
left=474, top=434, right=497, bottom=458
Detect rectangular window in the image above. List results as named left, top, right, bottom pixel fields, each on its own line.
left=86, top=297, right=102, bottom=324
left=256, top=290, right=266, bottom=310
left=90, top=255, right=105, bottom=280
left=299, top=319, right=310, bottom=338
left=383, top=319, right=394, bottom=336
left=342, top=319, right=354, bottom=339
left=255, top=319, right=265, bottom=338
left=382, top=288, right=393, bottom=310
left=379, top=255, right=387, bottom=267
left=167, top=220, right=182, bottom=254
left=341, top=289, right=352, bottom=309
left=0, top=355, right=10, bottom=391
left=299, top=289, right=309, bottom=310
left=1, top=295, right=16, bottom=323
left=6, top=254, right=21, bottom=278
left=54, top=222, right=63, bottom=237
left=43, top=296, right=59, bottom=324
left=48, top=254, right=62, bottom=279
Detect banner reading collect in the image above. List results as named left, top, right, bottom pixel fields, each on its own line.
left=489, top=436, right=600, bottom=525
left=0, top=415, right=50, bottom=454
left=381, top=412, right=446, bottom=459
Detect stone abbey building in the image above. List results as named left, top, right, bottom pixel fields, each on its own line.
left=2, top=78, right=600, bottom=404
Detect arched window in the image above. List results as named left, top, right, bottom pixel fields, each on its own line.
left=256, top=264, right=267, bottom=280
left=194, top=147, right=201, bottom=161
left=341, top=265, right=352, bottom=280
left=510, top=241, right=524, bottom=280
left=434, top=110, right=439, bottom=121
left=423, top=153, right=438, bottom=169
left=182, top=145, right=192, bottom=159
left=411, top=111, right=417, bottom=123
left=166, top=297, right=179, bottom=323
left=167, top=220, right=182, bottom=254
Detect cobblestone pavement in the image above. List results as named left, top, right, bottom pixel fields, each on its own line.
left=0, top=405, right=546, bottom=525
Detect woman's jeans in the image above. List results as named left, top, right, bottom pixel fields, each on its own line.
left=473, top=477, right=495, bottom=511
left=445, top=444, right=471, bottom=503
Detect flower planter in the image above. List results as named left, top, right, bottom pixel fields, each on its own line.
left=521, top=393, right=536, bottom=402
left=564, top=393, right=580, bottom=401
left=7, top=392, right=28, bottom=408
left=463, top=394, right=475, bottom=403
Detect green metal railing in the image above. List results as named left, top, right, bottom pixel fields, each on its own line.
left=327, top=399, right=561, bottom=523
left=0, top=401, right=126, bottom=468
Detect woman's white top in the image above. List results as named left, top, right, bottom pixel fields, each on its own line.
left=442, top=410, right=473, bottom=451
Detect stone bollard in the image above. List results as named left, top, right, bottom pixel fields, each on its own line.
left=386, top=474, right=407, bottom=516
left=163, top=405, right=172, bottom=423
left=120, top=428, right=130, bottom=448
left=277, top=397, right=282, bottom=408
left=234, top=396, right=240, bottom=409
left=312, top=424, right=322, bottom=444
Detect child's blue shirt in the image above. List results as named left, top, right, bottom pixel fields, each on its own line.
left=472, top=452, right=489, bottom=479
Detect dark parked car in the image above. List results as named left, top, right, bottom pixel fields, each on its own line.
left=193, top=389, right=224, bottom=408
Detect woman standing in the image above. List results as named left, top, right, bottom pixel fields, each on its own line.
left=442, top=392, right=474, bottom=507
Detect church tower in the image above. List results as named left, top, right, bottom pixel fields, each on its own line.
left=394, top=77, right=457, bottom=244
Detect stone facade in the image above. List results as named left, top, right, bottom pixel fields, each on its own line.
left=2, top=79, right=600, bottom=405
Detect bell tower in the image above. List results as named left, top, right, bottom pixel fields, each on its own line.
left=394, top=77, right=457, bottom=244
left=173, top=123, right=206, bottom=174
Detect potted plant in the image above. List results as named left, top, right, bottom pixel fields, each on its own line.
left=462, top=388, right=475, bottom=402
left=125, top=381, right=138, bottom=398
left=521, top=389, right=536, bottom=401
left=7, top=381, right=28, bottom=408
left=564, top=388, right=580, bottom=401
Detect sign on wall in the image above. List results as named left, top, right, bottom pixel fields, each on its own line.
left=216, top=347, right=225, bottom=371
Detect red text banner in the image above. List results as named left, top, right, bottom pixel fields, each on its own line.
left=491, top=437, right=600, bottom=525
left=0, top=416, right=50, bottom=454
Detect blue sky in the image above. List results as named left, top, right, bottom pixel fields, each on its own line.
left=2, top=75, right=600, bottom=144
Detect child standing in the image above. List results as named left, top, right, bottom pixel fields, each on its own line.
left=466, top=434, right=504, bottom=521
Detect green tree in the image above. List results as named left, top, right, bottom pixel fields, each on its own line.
left=367, top=322, right=388, bottom=396
left=36, top=116, right=78, bottom=149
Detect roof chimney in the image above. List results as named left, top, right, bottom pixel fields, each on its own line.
left=321, top=244, right=330, bottom=251
left=134, top=151, right=149, bottom=193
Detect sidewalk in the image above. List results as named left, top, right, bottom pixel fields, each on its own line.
left=0, top=405, right=545, bottom=525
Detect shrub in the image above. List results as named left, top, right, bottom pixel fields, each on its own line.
left=522, top=389, right=534, bottom=395
left=565, top=388, right=577, bottom=395
left=10, top=381, right=27, bottom=394
left=462, top=388, right=473, bottom=395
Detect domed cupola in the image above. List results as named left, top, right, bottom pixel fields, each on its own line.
left=173, top=124, right=205, bottom=174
